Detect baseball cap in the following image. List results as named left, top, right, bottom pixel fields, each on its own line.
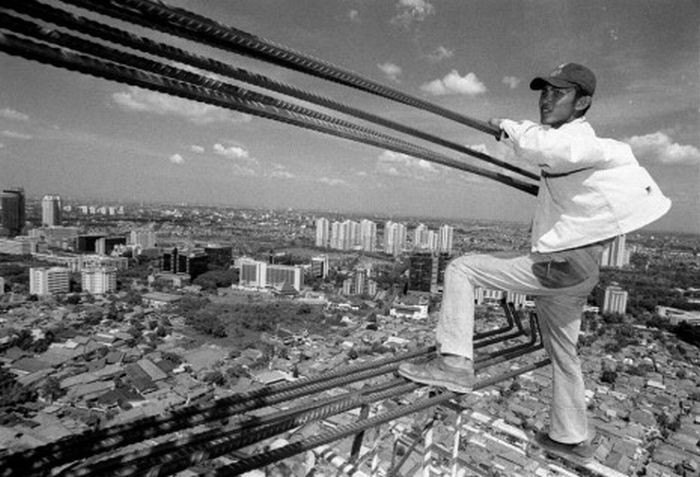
left=529, top=63, right=596, bottom=96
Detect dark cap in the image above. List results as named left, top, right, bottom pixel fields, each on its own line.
left=529, top=63, right=596, bottom=96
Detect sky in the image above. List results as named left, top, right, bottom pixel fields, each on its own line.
left=0, top=0, right=698, bottom=233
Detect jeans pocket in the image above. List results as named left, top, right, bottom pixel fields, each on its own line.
left=532, top=256, right=591, bottom=289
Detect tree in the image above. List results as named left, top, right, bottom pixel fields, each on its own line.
left=40, top=377, right=66, bottom=402
left=600, top=370, right=617, bottom=384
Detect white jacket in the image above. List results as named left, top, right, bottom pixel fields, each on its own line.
left=500, top=118, right=671, bottom=253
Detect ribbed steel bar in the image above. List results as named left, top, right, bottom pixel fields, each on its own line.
left=107, top=382, right=421, bottom=477
left=66, top=378, right=408, bottom=477
left=207, top=359, right=552, bottom=476
left=59, top=0, right=503, bottom=138
left=0, top=29, right=538, bottom=198
left=3, top=0, right=539, bottom=182
left=0, top=11, right=441, bottom=158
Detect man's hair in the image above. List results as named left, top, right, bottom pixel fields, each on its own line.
left=574, top=87, right=592, bottom=118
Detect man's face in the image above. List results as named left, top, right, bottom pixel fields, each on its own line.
left=538, top=84, right=579, bottom=128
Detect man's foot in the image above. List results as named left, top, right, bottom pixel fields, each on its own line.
left=534, top=431, right=596, bottom=462
left=397, top=356, right=474, bottom=393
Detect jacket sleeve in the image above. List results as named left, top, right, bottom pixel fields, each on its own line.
left=500, top=119, right=611, bottom=173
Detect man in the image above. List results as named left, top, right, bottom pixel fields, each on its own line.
left=398, top=63, right=671, bottom=459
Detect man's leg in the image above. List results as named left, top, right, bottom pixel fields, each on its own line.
left=535, top=294, right=589, bottom=444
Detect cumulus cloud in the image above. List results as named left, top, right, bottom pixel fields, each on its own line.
left=0, top=108, right=29, bottom=121
left=348, top=9, right=360, bottom=22
left=213, top=143, right=250, bottom=160
left=270, top=163, right=295, bottom=179
left=231, top=165, right=258, bottom=176
left=502, top=76, right=521, bottom=89
left=378, top=62, right=403, bottom=82
left=376, top=150, right=440, bottom=181
left=190, top=145, right=205, bottom=154
left=391, top=0, right=435, bottom=27
left=318, top=177, right=349, bottom=186
left=169, top=153, right=184, bottom=165
left=113, top=87, right=251, bottom=124
left=1, top=130, right=33, bottom=140
left=626, top=131, right=700, bottom=165
left=420, top=70, right=487, bottom=96
left=427, top=46, right=454, bottom=62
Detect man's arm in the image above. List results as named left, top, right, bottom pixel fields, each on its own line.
left=488, top=118, right=610, bottom=173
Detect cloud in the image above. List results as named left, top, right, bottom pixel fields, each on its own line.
left=213, top=143, right=250, bottom=160
left=113, top=87, right=251, bottom=125
left=502, top=76, right=521, bottom=89
left=0, top=143, right=4, bottom=149
left=420, top=70, right=487, bottom=96
left=348, top=9, right=360, bottom=22
left=190, top=145, right=205, bottom=154
left=625, top=131, right=700, bottom=165
left=427, top=46, right=454, bottom=62
left=318, top=176, right=349, bottom=186
left=169, top=153, right=184, bottom=164
left=378, top=62, right=403, bottom=82
left=231, top=165, right=258, bottom=176
left=0, top=108, right=29, bottom=121
left=1, top=130, right=33, bottom=140
left=376, top=150, right=440, bottom=181
left=270, top=163, right=296, bottom=179
left=391, top=0, right=435, bottom=27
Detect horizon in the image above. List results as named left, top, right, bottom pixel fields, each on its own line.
left=1, top=0, right=698, bottom=233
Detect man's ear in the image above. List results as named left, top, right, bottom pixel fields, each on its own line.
left=575, top=95, right=592, bottom=112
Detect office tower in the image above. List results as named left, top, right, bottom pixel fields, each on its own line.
left=408, top=252, right=450, bottom=293
left=95, top=236, right=127, bottom=255
left=29, top=267, right=70, bottom=295
left=130, top=229, right=157, bottom=249
left=311, top=255, right=329, bottom=278
left=41, top=195, right=62, bottom=226
left=81, top=267, right=117, bottom=294
left=267, top=264, right=304, bottom=291
left=359, top=219, right=377, bottom=252
left=315, top=218, right=330, bottom=248
left=239, top=258, right=267, bottom=287
left=162, top=247, right=209, bottom=279
left=77, top=234, right=105, bottom=253
left=600, top=234, right=629, bottom=268
left=204, top=244, right=233, bottom=268
left=603, top=283, right=628, bottom=314
left=1, top=187, right=25, bottom=237
left=383, top=221, right=407, bottom=256
left=438, top=225, right=454, bottom=254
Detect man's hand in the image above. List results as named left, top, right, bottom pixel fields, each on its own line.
left=488, top=118, right=508, bottom=141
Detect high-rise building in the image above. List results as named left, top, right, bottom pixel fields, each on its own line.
left=600, top=235, right=629, bottom=268
left=1, top=187, right=25, bottom=237
left=438, top=225, right=454, bottom=254
left=29, top=267, right=70, bottom=295
left=330, top=220, right=360, bottom=251
left=237, top=259, right=303, bottom=291
left=204, top=244, right=233, bottom=268
left=413, top=224, right=428, bottom=249
left=315, top=218, right=330, bottom=248
left=359, top=219, right=377, bottom=252
left=162, top=247, right=209, bottom=279
left=239, top=258, right=267, bottom=288
left=267, top=264, right=304, bottom=291
left=81, top=267, right=117, bottom=294
left=383, top=221, right=407, bottom=256
left=41, top=195, right=62, bottom=226
left=311, top=255, right=329, bottom=278
left=408, top=252, right=450, bottom=293
left=603, top=283, right=628, bottom=314
left=129, top=229, right=157, bottom=249
left=0, top=277, right=5, bottom=295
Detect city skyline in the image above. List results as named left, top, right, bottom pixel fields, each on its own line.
left=1, top=0, right=698, bottom=233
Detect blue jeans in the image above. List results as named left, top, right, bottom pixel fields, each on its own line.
left=436, top=244, right=604, bottom=443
